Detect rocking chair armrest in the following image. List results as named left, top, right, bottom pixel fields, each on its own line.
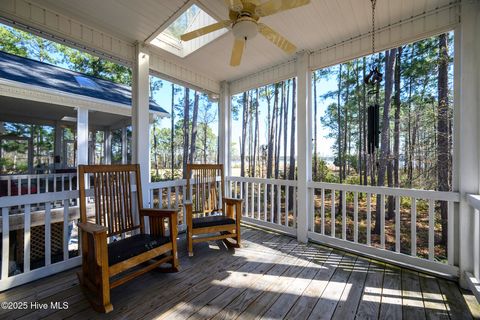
left=77, top=222, right=108, bottom=235
left=223, top=197, right=243, bottom=205
left=140, top=208, right=179, bottom=219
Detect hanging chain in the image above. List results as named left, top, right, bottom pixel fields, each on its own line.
left=371, top=0, right=376, bottom=54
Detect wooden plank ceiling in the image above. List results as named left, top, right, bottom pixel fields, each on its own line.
left=35, top=0, right=451, bottom=82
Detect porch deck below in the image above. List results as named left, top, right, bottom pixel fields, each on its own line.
left=1, top=227, right=479, bottom=320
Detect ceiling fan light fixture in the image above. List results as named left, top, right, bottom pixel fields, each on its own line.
left=232, top=18, right=258, bottom=40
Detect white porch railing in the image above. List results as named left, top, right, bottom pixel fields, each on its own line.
left=0, top=176, right=463, bottom=291
left=466, top=194, right=480, bottom=301
left=0, top=173, right=77, bottom=197
left=307, top=182, right=460, bottom=276
left=0, top=190, right=82, bottom=291
left=148, top=179, right=188, bottom=232
left=226, top=176, right=298, bottom=236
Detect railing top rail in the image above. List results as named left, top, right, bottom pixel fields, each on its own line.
left=148, top=176, right=223, bottom=190
left=0, top=172, right=77, bottom=180
left=226, top=176, right=298, bottom=187
left=466, top=194, right=480, bottom=211
left=308, top=181, right=460, bottom=202
left=0, top=188, right=109, bottom=207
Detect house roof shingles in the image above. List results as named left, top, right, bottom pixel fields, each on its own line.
left=0, top=51, right=168, bottom=115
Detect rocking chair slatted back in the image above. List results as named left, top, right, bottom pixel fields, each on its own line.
left=186, top=164, right=224, bottom=215
left=78, top=164, right=142, bottom=237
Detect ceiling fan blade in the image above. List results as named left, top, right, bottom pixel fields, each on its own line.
left=224, top=0, right=243, bottom=12
left=258, top=23, right=296, bottom=55
left=180, top=20, right=231, bottom=41
left=230, top=37, right=245, bottom=66
left=255, top=0, right=310, bottom=17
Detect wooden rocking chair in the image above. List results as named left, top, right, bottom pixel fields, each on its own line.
left=77, top=164, right=179, bottom=313
left=185, top=164, right=242, bottom=256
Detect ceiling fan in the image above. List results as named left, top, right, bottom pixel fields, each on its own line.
left=180, top=0, right=310, bottom=66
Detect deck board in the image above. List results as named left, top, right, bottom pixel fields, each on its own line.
left=0, top=226, right=477, bottom=320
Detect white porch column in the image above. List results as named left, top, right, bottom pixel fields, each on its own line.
left=132, top=43, right=151, bottom=206
left=219, top=81, right=231, bottom=176
left=296, top=51, right=312, bottom=243
left=54, top=121, right=63, bottom=170
left=457, top=0, right=480, bottom=288
left=76, top=108, right=89, bottom=167
left=104, top=129, right=111, bottom=164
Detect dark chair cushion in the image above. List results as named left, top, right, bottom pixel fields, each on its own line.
left=108, top=234, right=170, bottom=266
left=192, top=215, right=236, bottom=229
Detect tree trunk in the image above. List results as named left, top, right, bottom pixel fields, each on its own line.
left=375, top=48, right=397, bottom=232
left=182, top=87, right=190, bottom=178
left=337, top=64, right=343, bottom=183
left=356, top=61, right=362, bottom=185
left=313, top=71, right=318, bottom=181
left=267, top=84, right=278, bottom=179
left=240, top=92, right=248, bottom=177
left=362, top=57, right=368, bottom=185
left=283, top=79, right=290, bottom=179
left=171, top=84, right=175, bottom=179
left=288, top=79, right=296, bottom=181
left=437, top=34, right=450, bottom=246
left=343, top=65, right=350, bottom=180
left=275, top=82, right=284, bottom=179
left=189, top=91, right=199, bottom=164
left=253, top=89, right=259, bottom=177
left=393, top=47, right=402, bottom=189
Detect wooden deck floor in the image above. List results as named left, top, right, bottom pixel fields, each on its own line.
left=1, top=227, right=479, bottom=320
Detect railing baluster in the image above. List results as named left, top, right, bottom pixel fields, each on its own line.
left=276, top=184, right=281, bottom=225
left=167, top=186, right=171, bottom=209
left=380, top=194, right=385, bottom=249
left=251, top=182, right=254, bottom=218
left=428, top=198, right=435, bottom=260
left=245, top=182, right=249, bottom=218
left=395, top=196, right=401, bottom=253
left=354, top=192, right=358, bottom=243
left=285, top=186, right=290, bottom=227
left=411, top=197, right=417, bottom=257
left=367, top=193, right=371, bottom=246
left=28, top=177, right=32, bottom=195
left=240, top=181, right=243, bottom=199
left=2, top=207, right=9, bottom=279
left=331, top=189, right=336, bottom=238
left=158, top=188, right=168, bottom=208
left=257, top=182, right=261, bottom=220
left=175, top=186, right=179, bottom=208
left=45, top=202, right=51, bottom=266
left=263, top=183, right=267, bottom=221
left=447, top=201, right=454, bottom=266
left=18, top=177, right=21, bottom=196
left=63, top=200, right=69, bottom=261
left=321, top=188, right=325, bottom=235
left=24, top=204, right=31, bottom=272
left=7, top=176, right=11, bottom=196
left=293, top=187, right=297, bottom=220
left=181, top=185, right=186, bottom=227
left=342, top=190, right=346, bottom=240
left=270, top=184, right=274, bottom=222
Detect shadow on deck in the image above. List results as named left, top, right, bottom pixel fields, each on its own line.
left=0, top=226, right=479, bottom=320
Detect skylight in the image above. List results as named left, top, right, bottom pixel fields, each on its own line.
left=74, top=76, right=101, bottom=90
left=150, top=5, right=227, bottom=58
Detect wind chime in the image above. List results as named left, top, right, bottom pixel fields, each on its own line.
left=364, top=0, right=382, bottom=177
